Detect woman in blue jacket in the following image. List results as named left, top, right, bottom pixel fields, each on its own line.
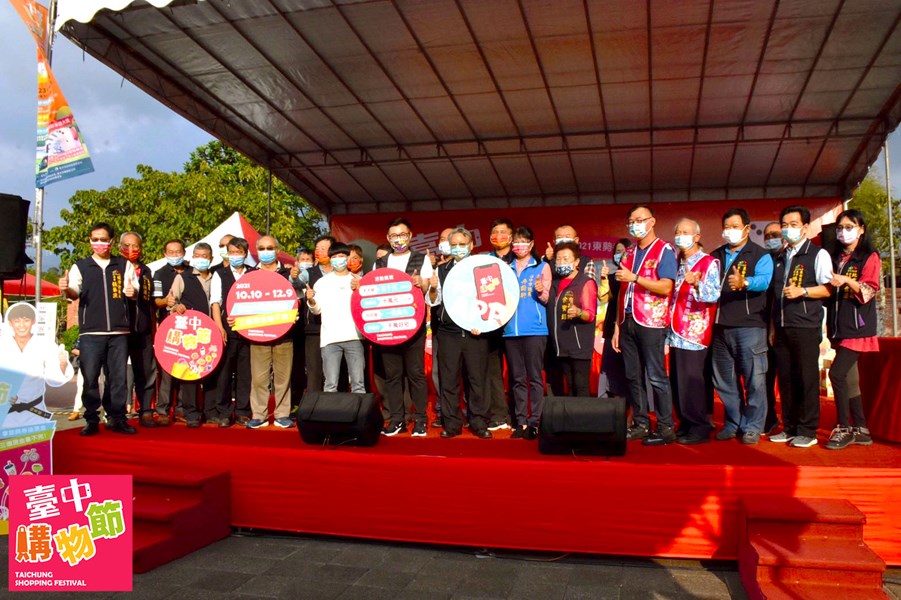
left=504, top=226, right=552, bottom=439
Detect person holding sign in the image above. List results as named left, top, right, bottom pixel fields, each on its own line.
left=306, top=243, right=365, bottom=393
left=427, top=227, right=493, bottom=439
left=166, top=243, right=216, bottom=428
left=153, top=239, right=190, bottom=425
left=0, top=303, right=73, bottom=428
left=210, top=237, right=253, bottom=426
left=503, top=227, right=551, bottom=440
left=374, top=218, right=433, bottom=437
left=59, top=222, right=139, bottom=436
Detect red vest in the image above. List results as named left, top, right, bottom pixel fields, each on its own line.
left=670, top=253, right=719, bottom=348
left=617, top=238, right=673, bottom=329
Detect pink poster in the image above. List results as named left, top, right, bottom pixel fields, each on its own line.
left=8, top=474, right=132, bottom=592
left=351, top=269, right=425, bottom=345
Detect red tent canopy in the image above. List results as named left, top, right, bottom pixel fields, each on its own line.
left=1, top=273, right=61, bottom=297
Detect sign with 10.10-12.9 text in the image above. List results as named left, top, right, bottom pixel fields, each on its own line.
left=226, top=270, right=298, bottom=342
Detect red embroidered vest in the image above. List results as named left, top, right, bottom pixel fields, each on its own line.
left=670, top=253, right=718, bottom=348
left=617, top=237, right=673, bottom=329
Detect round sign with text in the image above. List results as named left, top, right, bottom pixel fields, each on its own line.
left=442, top=255, right=519, bottom=333
left=154, top=310, right=223, bottom=380
left=225, top=269, right=299, bottom=342
left=351, top=268, right=425, bottom=345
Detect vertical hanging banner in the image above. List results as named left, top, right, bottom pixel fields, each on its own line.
left=10, top=0, right=95, bottom=188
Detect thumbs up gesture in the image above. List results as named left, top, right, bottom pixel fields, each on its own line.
left=124, top=277, right=135, bottom=298
left=305, top=287, right=316, bottom=302
left=166, top=289, right=176, bottom=308
left=351, top=272, right=361, bottom=291
left=600, top=259, right=610, bottom=279
left=727, top=265, right=746, bottom=291
left=430, top=270, right=439, bottom=290
left=783, top=279, right=804, bottom=300
left=545, top=242, right=555, bottom=261
left=412, top=268, right=423, bottom=289
left=534, top=277, right=544, bottom=293
left=683, top=269, right=701, bottom=286
left=58, top=269, right=69, bottom=293
left=290, top=264, right=299, bottom=280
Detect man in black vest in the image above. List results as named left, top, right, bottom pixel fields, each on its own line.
left=374, top=218, right=433, bottom=437
left=212, top=234, right=235, bottom=275
left=152, top=239, right=189, bottom=425
left=59, top=222, right=139, bottom=436
left=762, top=221, right=785, bottom=435
left=769, top=205, right=833, bottom=448
left=709, top=208, right=774, bottom=445
left=426, top=226, right=492, bottom=438
left=117, top=232, right=157, bottom=428
left=485, top=217, right=515, bottom=430
left=211, top=237, right=253, bottom=426
left=166, top=242, right=216, bottom=427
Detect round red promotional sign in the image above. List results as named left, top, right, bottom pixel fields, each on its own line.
left=154, top=310, right=223, bottom=380
left=225, top=269, right=299, bottom=342
left=350, top=268, right=425, bottom=345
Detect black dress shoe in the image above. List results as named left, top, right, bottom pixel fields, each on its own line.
left=108, top=421, right=137, bottom=435
left=524, top=426, right=538, bottom=440
left=677, top=432, right=710, bottom=445
left=472, top=429, right=493, bottom=439
left=440, top=430, right=459, bottom=439
left=80, top=423, right=100, bottom=437
left=643, top=426, right=676, bottom=446
left=430, top=420, right=442, bottom=429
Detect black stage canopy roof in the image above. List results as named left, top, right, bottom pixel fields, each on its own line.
left=59, top=0, right=901, bottom=216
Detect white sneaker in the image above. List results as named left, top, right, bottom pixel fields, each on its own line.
left=769, top=431, right=794, bottom=443
left=789, top=435, right=817, bottom=448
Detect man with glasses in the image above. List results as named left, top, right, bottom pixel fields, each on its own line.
left=612, top=205, right=678, bottom=446
left=59, top=222, right=140, bottom=436
left=374, top=218, right=433, bottom=437
left=769, top=206, right=832, bottom=448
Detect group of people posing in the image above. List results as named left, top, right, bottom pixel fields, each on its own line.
left=55, top=203, right=879, bottom=451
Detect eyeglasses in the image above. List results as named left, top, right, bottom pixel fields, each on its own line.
left=388, top=234, right=410, bottom=241
left=835, top=225, right=858, bottom=232
left=626, top=216, right=652, bottom=226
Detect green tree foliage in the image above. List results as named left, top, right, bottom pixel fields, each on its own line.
left=848, top=173, right=901, bottom=272
left=45, top=141, right=324, bottom=267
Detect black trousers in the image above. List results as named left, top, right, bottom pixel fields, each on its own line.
left=381, top=326, right=428, bottom=425
left=181, top=377, right=216, bottom=424
left=102, top=331, right=156, bottom=416
left=304, top=333, right=323, bottom=394
left=215, top=330, right=252, bottom=419
left=669, top=347, right=712, bottom=437
left=619, top=316, right=674, bottom=429
left=773, top=326, right=822, bottom=438
left=506, top=336, right=547, bottom=427
left=290, top=325, right=306, bottom=409
left=437, top=330, right=489, bottom=433
left=599, top=337, right=628, bottom=398
left=80, top=334, right=129, bottom=426
left=829, top=345, right=867, bottom=428
left=764, top=346, right=780, bottom=431
left=485, top=332, right=509, bottom=424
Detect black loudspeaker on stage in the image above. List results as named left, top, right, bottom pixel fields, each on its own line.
left=297, top=391, right=382, bottom=447
left=0, top=194, right=31, bottom=280
left=539, top=395, right=627, bottom=456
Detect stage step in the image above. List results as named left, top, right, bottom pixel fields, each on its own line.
left=131, top=469, right=231, bottom=573
left=738, top=497, right=887, bottom=600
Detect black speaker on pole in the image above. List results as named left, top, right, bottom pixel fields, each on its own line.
left=538, top=395, right=627, bottom=456
left=0, top=194, right=31, bottom=280
left=297, top=391, right=382, bottom=447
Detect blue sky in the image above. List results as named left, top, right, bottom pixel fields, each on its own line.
left=1, top=2, right=898, bottom=268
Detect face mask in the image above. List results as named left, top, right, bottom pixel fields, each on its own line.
left=331, top=256, right=348, bottom=272
left=764, top=238, right=783, bottom=252
left=228, top=254, right=246, bottom=268
left=192, top=258, right=211, bottom=272
left=297, top=268, right=310, bottom=284
left=674, top=235, right=694, bottom=250
left=391, top=240, right=409, bottom=252
left=512, top=242, right=532, bottom=257
left=722, top=228, right=746, bottom=246
left=837, top=227, right=860, bottom=245
left=782, top=227, right=803, bottom=244
left=628, top=222, right=648, bottom=239
left=490, top=233, right=510, bottom=248
left=298, top=261, right=313, bottom=270
left=166, top=255, right=185, bottom=267
left=613, top=252, right=623, bottom=265
left=315, top=252, right=330, bottom=265
left=258, top=250, right=277, bottom=264
left=120, top=247, right=141, bottom=262
left=219, top=247, right=229, bottom=259
left=91, top=241, right=112, bottom=254
left=348, top=256, right=363, bottom=273
left=555, top=264, right=574, bottom=277
left=438, top=240, right=451, bottom=256
left=555, top=237, right=574, bottom=245
left=450, top=245, right=470, bottom=259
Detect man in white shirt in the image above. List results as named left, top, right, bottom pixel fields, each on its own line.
left=307, top=243, right=365, bottom=392
left=59, top=222, right=139, bottom=436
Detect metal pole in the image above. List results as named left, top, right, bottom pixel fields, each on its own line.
left=886, top=140, right=898, bottom=336
left=266, top=168, right=272, bottom=235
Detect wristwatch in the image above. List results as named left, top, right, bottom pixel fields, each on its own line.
left=802, top=287, right=809, bottom=298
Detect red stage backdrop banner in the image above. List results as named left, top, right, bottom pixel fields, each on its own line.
left=331, top=199, right=842, bottom=259
left=351, top=269, right=425, bottom=345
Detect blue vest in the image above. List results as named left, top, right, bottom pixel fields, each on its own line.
left=504, top=257, right=549, bottom=338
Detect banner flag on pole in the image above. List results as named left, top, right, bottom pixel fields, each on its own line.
left=10, top=0, right=95, bottom=188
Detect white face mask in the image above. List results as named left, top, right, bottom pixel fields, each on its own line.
left=721, top=228, right=746, bottom=246
left=628, top=222, right=648, bottom=239
left=837, top=227, right=860, bottom=245
left=437, top=240, right=451, bottom=256
left=674, top=234, right=694, bottom=250
left=555, top=237, right=574, bottom=245
left=782, top=227, right=803, bottom=244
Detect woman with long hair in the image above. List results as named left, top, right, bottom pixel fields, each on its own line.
left=825, top=209, right=881, bottom=450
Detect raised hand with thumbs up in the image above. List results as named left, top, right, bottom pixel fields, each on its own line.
left=124, top=277, right=136, bottom=298
left=545, top=242, right=555, bottom=262
left=726, top=265, right=746, bottom=291
left=783, top=279, right=805, bottom=300
left=59, top=269, right=70, bottom=296
left=600, top=259, right=610, bottom=279
left=350, top=271, right=362, bottom=291
left=412, top=268, right=423, bottom=290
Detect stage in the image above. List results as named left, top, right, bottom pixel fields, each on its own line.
left=53, top=400, right=901, bottom=568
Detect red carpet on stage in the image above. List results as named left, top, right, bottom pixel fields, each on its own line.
left=54, top=400, right=901, bottom=567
